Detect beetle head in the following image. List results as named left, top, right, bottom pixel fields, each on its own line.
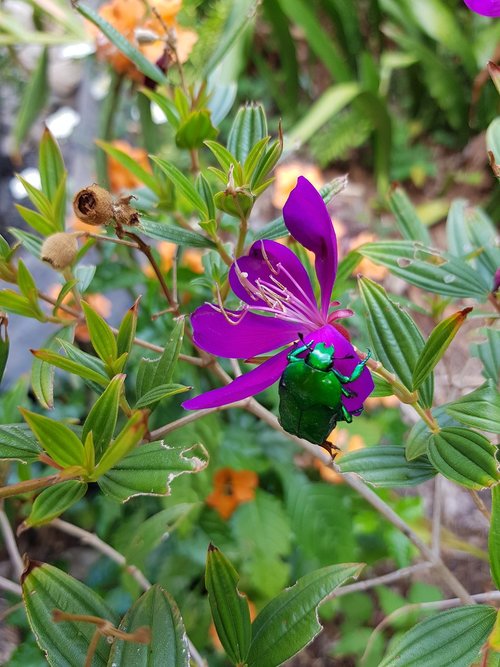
left=307, top=342, right=335, bottom=370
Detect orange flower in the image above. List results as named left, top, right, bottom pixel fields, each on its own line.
left=93, top=0, right=197, bottom=80
left=350, top=231, right=388, bottom=281
left=107, top=140, right=152, bottom=193
left=143, top=241, right=177, bottom=279
left=272, top=162, right=324, bottom=209
left=47, top=285, right=112, bottom=342
left=206, top=468, right=258, bottom=520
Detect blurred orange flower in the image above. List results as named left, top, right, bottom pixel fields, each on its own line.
left=47, top=285, right=112, bottom=343
left=206, top=468, right=259, bottom=520
left=272, top=162, right=323, bottom=209
left=350, top=231, right=388, bottom=281
left=108, top=140, right=152, bottom=193
left=143, top=243, right=205, bottom=278
left=182, top=249, right=204, bottom=274
left=92, top=0, right=197, bottom=80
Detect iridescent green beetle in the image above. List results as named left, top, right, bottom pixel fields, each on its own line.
left=278, top=340, right=371, bottom=450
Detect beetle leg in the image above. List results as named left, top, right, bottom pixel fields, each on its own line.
left=287, top=341, right=314, bottom=362
left=341, top=405, right=353, bottom=423
left=341, top=386, right=357, bottom=398
left=334, top=349, right=372, bottom=383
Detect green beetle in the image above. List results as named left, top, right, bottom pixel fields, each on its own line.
left=278, top=340, right=371, bottom=450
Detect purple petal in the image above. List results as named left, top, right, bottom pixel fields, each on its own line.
left=182, top=348, right=289, bottom=410
left=463, top=0, right=500, bottom=16
left=305, top=325, right=374, bottom=413
left=229, top=239, right=317, bottom=313
left=191, top=304, right=300, bottom=358
left=283, top=176, right=338, bottom=317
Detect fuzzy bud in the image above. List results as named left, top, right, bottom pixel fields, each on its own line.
left=41, top=232, right=79, bottom=270
left=73, top=184, right=113, bottom=226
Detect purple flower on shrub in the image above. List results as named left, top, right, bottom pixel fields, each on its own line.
left=463, top=0, right=500, bottom=16
left=182, top=177, right=374, bottom=411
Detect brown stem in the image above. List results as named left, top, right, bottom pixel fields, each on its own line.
left=0, top=473, right=78, bottom=500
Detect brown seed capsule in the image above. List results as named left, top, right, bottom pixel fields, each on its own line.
left=73, top=184, right=113, bottom=226
left=113, top=196, right=141, bottom=226
left=40, top=232, right=79, bottom=270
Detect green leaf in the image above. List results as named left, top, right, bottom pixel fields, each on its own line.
left=39, top=127, right=66, bottom=228
left=82, top=375, right=125, bottom=461
left=405, top=406, right=460, bottom=460
left=358, top=277, right=433, bottom=407
left=13, top=48, right=48, bottom=150
left=227, top=103, right=268, bottom=164
left=97, top=441, right=208, bottom=502
left=31, top=326, right=74, bottom=409
left=232, top=490, right=292, bottom=598
left=204, top=140, right=237, bottom=175
left=0, top=289, right=45, bottom=320
left=74, top=2, right=167, bottom=86
left=473, top=329, right=500, bottom=383
left=9, top=228, right=44, bottom=258
left=31, top=348, right=108, bottom=387
left=96, top=140, right=160, bottom=195
left=116, top=297, right=140, bottom=358
left=338, top=446, right=436, bottom=487
left=22, top=561, right=118, bottom=667
left=358, top=241, right=491, bottom=300
left=134, top=383, right=189, bottom=409
left=428, top=427, right=498, bottom=490
left=15, top=204, right=54, bottom=236
left=206, top=545, right=252, bottom=665
left=388, top=185, right=431, bottom=245
left=108, top=585, right=189, bottom=667
left=490, top=486, right=500, bottom=591
left=20, top=409, right=85, bottom=468
left=81, top=301, right=117, bottom=367
left=412, top=308, right=472, bottom=390
left=136, top=219, right=215, bottom=248
left=92, top=411, right=148, bottom=478
left=444, top=382, right=500, bottom=434
left=15, top=175, right=53, bottom=220
left=378, top=605, right=496, bottom=667
left=139, top=88, right=180, bottom=128
left=136, top=318, right=184, bottom=398
left=150, top=158, right=208, bottom=217
left=17, top=259, right=39, bottom=305
left=175, top=110, right=218, bottom=149
left=0, top=313, right=7, bottom=382
left=24, top=481, right=87, bottom=529
left=247, top=563, right=364, bottom=667
left=0, top=424, right=42, bottom=463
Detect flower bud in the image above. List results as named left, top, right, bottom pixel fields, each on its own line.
left=73, top=184, right=113, bottom=226
left=41, top=232, right=79, bottom=270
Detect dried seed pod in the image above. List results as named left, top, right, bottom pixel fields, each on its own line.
left=73, top=184, right=113, bottom=226
left=113, top=196, right=141, bottom=226
left=41, top=232, right=79, bottom=270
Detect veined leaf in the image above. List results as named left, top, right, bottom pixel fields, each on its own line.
left=388, top=184, right=431, bottom=245
left=444, top=381, right=500, bottom=434
left=116, top=297, right=140, bottom=358
left=109, top=585, right=189, bottom=667
left=247, top=563, right=364, bottom=667
left=23, top=481, right=87, bottom=529
left=150, top=158, right=208, bottom=217
left=22, top=560, right=118, bottom=667
left=92, top=411, right=148, bottom=478
left=412, top=307, right=472, bottom=390
left=0, top=289, right=45, bottom=320
left=428, top=427, right=498, bottom=490
left=31, top=348, right=108, bottom=387
left=97, top=441, right=208, bottom=502
left=96, top=140, right=160, bottom=195
left=31, top=326, right=74, bottom=409
left=358, top=277, right=433, bottom=408
left=20, top=409, right=85, bottom=468
left=206, top=545, right=252, bottom=665
left=81, top=301, right=117, bottom=367
left=358, top=241, right=490, bottom=300
left=378, top=605, right=496, bottom=667
left=137, top=219, right=215, bottom=248
left=134, top=383, right=189, bottom=409
left=82, top=375, right=125, bottom=461
left=0, top=424, right=42, bottom=463
left=490, top=486, right=500, bottom=591
left=39, top=127, right=66, bottom=229
left=13, top=48, right=49, bottom=150
left=338, top=446, right=436, bottom=487
left=227, top=103, right=268, bottom=165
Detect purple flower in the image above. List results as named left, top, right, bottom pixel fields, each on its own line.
left=182, top=177, right=374, bottom=412
left=463, top=0, right=500, bottom=16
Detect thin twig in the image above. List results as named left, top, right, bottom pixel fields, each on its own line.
left=49, top=519, right=205, bottom=667
left=362, top=590, right=500, bottom=664
left=432, top=476, right=443, bottom=557
left=149, top=402, right=246, bottom=440
left=469, top=490, right=491, bottom=523
left=82, top=232, right=139, bottom=249
left=0, top=575, right=22, bottom=596
left=0, top=506, right=23, bottom=578
left=331, top=562, right=434, bottom=599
